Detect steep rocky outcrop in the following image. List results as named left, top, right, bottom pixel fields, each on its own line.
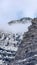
left=0, top=17, right=37, bottom=65
left=0, top=32, right=23, bottom=65
left=13, top=18, right=37, bottom=65
left=8, top=17, right=32, bottom=25
left=0, top=17, right=32, bottom=65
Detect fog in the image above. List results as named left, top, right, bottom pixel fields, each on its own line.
left=0, top=0, right=37, bottom=33
left=0, top=0, right=37, bottom=23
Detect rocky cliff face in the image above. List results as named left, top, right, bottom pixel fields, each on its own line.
left=13, top=18, right=37, bottom=65
left=0, top=17, right=32, bottom=65
left=0, top=32, right=23, bottom=65
left=0, top=18, right=37, bottom=65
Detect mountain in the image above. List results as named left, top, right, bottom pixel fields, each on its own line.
left=8, top=17, right=32, bottom=25
left=0, top=17, right=37, bottom=65
left=13, top=18, right=37, bottom=65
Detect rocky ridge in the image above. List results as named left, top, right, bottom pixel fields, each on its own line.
left=13, top=18, right=37, bottom=65
left=0, top=17, right=34, bottom=65
left=0, top=32, right=23, bottom=65
left=8, top=17, right=32, bottom=25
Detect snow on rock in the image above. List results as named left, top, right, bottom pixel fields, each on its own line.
left=0, top=18, right=32, bottom=65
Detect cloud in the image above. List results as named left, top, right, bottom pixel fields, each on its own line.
left=0, top=0, right=37, bottom=24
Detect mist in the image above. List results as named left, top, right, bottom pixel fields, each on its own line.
left=0, top=0, right=37, bottom=33
left=0, top=0, right=37, bottom=23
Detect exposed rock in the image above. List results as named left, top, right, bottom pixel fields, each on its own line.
left=0, top=32, right=23, bottom=65
left=8, top=17, right=32, bottom=25
left=13, top=18, right=37, bottom=65
left=0, top=17, right=37, bottom=65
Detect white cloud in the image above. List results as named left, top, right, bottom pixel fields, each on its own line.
left=0, top=0, right=37, bottom=23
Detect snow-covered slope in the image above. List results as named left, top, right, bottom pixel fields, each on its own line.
left=0, top=18, right=32, bottom=65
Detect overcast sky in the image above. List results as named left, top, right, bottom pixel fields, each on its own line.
left=0, top=0, right=37, bottom=24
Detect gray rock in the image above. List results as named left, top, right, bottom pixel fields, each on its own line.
left=13, top=18, right=37, bottom=65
